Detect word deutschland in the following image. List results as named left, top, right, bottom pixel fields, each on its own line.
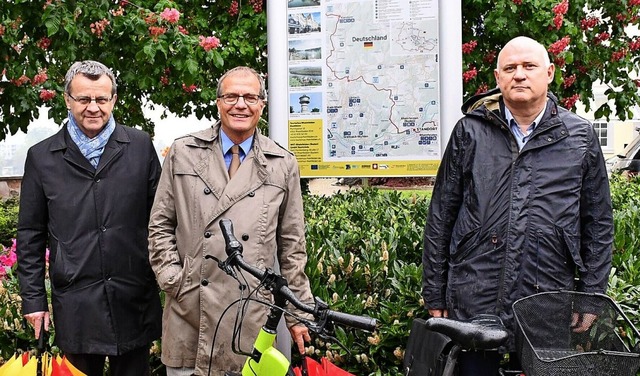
left=352, top=35, right=388, bottom=42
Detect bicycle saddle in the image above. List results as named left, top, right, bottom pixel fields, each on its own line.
left=424, top=314, right=509, bottom=350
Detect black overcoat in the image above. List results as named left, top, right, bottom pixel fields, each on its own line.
left=17, top=123, right=162, bottom=354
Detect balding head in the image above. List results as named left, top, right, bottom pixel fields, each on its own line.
left=497, top=36, right=551, bottom=70
left=494, top=36, right=555, bottom=115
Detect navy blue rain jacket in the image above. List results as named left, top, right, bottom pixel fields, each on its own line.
left=422, top=88, right=613, bottom=343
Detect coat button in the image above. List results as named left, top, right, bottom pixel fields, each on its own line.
left=204, top=231, right=212, bottom=238
left=547, top=137, right=553, bottom=142
left=95, top=178, right=101, bottom=183
left=201, top=279, right=209, bottom=286
left=242, top=234, right=249, bottom=241
left=248, top=191, right=255, bottom=197
left=204, top=187, right=211, bottom=195
left=100, top=226, right=106, bottom=232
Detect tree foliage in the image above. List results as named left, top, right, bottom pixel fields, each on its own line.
left=0, top=0, right=267, bottom=140
left=2, top=0, right=640, bottom=142
left=462, top=0, right=640, bottom=120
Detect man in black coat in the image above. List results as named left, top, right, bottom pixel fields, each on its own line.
left=16, top=60, right=162, bottom=376
left=422, top=36, right=613, bottom=375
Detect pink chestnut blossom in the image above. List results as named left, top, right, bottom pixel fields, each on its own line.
left=32, top=69, right=48, bottom=86
left=199, top=35, right=221, bottom=52
left=39, top=89, right=56, bottom=101
left=160, top=8, right=180, bottom=24
left=182, top=83, right=197, bottom=93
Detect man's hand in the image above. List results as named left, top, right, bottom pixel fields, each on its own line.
left=24, top=311, right=50, bottom=339
left=289, top=324, right=311, bottom=354
left=428, top=309, right=448, bottom=318
left=571, top=312, right=597, bottom=333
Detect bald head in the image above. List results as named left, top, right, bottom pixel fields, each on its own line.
left=494, top=36, right=555, bottom=115
left=497, top=36, right=551, bottom=70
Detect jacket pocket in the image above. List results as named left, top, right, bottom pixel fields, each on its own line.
left=175, top=254, right=195, bottom=302
left=555, top=225, right=586, bottom=273
left=450, top=226, right=481, bottom=263
left=49, top=241, right=75, bottom=291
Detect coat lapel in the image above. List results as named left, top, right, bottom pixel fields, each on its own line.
left=53, top=125, right=95, bottom=174
left=56, top=123, right=129, bottom=175
left=219, top=149, right=268, bottom=198
left=96, top=124, right=128, bottom=175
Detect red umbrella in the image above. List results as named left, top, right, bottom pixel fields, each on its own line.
left=292, top=356, right=355, bottom=376
left=321, top=357, right=354, bottom=375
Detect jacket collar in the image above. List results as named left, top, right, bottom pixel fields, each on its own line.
left=49, top=122, right=129, bottom=174
left=188, top=121, right=287, bottom=159
left=49, top=121, right=129, bottom=152
left=462, top=87, right=560, bottom=118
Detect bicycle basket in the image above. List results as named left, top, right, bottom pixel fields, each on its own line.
left=512, top=291, right=640, bottom=376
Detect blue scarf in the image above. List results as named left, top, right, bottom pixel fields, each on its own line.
left=66, top=111, right=116, bottom=168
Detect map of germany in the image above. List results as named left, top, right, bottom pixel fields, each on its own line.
left=324, top=1, right=440, bottom=161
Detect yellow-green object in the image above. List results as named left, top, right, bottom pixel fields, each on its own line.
left=242, top=329, right=289, bottom=376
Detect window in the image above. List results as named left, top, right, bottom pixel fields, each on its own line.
left=593, top=122, right=609, bottom=148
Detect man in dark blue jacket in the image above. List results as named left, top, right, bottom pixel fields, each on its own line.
left=17, top=60, right=162, bottom=376
left=422, top=36, right=613, bottom=375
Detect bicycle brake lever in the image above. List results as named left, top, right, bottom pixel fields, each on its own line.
left=302, top=318, right=352, bottom=357
left=205, top=255, right=239, bottom=280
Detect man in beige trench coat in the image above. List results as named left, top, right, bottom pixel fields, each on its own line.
left=148, top=66, right=313, bottom=376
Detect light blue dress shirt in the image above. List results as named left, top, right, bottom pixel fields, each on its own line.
left=220, top=129, right=253, bottom=170
left=505, top=106, right=546, bottom=150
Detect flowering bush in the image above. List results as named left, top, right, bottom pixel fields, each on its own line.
left=0, top=239, right=16, bottom=280
left=4, top=1, right=640, bottom=141
left=0, top=239, right=163, bottom=371
left=0, top=0, right=267, bottom=139
left=462, top=0, right=640, bottom=120
left=303, top=189, right=430, bottom=374
left=0, top=240, right=49, bottom=364
left=1, top=178, right=640, bottom=373
left=302, top=179, right=640, bottom=375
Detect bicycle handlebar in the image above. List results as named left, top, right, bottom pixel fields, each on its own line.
left=219, top=218, right=377, bottom=332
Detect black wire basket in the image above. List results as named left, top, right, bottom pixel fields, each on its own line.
left=513, top=291, right=640, bottom=376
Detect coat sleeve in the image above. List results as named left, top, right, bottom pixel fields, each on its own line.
left=148, top=144, right=183, bottom=298
left=147, top=137, right=162, bottom=222
left=422, top=121, right=465, bottom=310
left=16, top=147, right=50, bottom=315
left=577, top=126, right=613, bottom=293
left=276, top=155, right=314, bottom=326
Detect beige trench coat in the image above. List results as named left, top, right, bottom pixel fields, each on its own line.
left=148, top=123, right=313, bottom=375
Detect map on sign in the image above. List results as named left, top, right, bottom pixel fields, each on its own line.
left=324, top=1, right=440, bottom=161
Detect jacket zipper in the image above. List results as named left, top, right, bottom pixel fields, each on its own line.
left=492, top=231, right=507, bottom=314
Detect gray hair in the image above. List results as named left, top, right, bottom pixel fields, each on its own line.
left=216, top=66, right=267, bottom=101
left=64, top=60, right=117, bottom=95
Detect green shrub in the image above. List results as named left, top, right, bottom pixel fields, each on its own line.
left=608, top=174, right=640, bottom=346
left=303, top=178, right=640, bottom=375
left=303, top=188, right=429, bottom=374
left=609, top=173, right=640, bottom=211
left=0, top=197, right=19, bottom=248
left=1, top=176, right=639, bottom=374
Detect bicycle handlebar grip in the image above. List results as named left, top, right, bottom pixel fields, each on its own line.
left=219, top=218, right=242, bottom=256
left=327, top=310, right=377, bottom=332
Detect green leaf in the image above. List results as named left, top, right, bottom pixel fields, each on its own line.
left=142, top=43, right=157, bottom=62
left=184, top=58, right=199, bottom=77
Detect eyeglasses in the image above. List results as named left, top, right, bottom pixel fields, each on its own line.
left=218, top=93, right=264, bottom=105
left=67, top=93, right=114, bottom=106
